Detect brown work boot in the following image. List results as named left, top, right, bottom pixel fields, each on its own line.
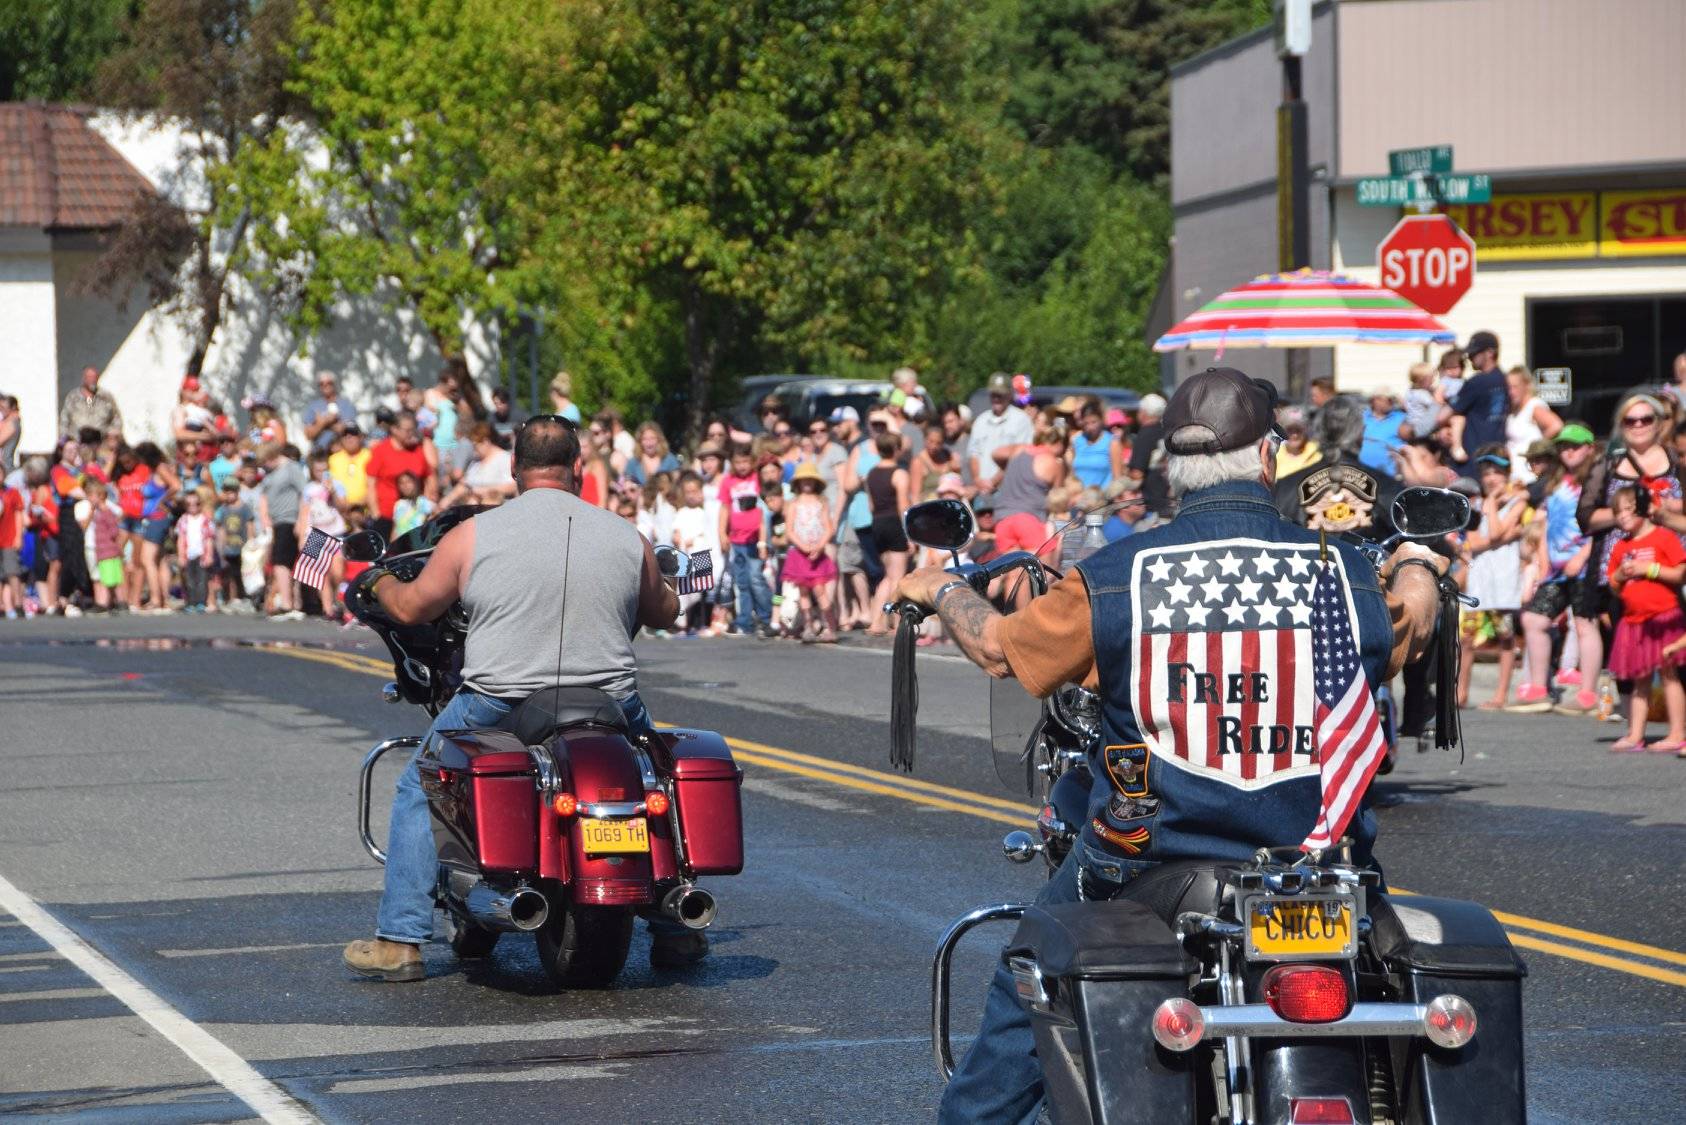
left=343, top=938, right=425, bottom=982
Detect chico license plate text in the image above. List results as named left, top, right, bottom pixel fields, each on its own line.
left=1245, top=895, right=1355, bottom=960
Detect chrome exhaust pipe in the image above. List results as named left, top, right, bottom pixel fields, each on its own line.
left=659, top=884, right=717, bottom=931
left=464, top=882, right=550, bottom=932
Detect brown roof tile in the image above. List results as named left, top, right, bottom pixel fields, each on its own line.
left=0, top=103, right=155, bottom=231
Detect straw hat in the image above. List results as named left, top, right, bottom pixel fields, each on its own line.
left=791, top=461, right=826, bottom=489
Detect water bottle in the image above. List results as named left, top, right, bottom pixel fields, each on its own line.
left=1082, top=512, right=1108, bottom=555
left=1595, top=671, right=1617, bottom=721
left=1061, top=513, right=1109, bottom=569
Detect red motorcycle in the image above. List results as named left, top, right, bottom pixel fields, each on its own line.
left=344, top=513, right=744, bottom=987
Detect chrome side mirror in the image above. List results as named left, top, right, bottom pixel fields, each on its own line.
left=653, top=543, right=691, bottom=580
left=1390, top=486, right=1471, bottom=541
left=343, top=529, right=387, bottom=562
left=904, top=498, right=976, bottom=555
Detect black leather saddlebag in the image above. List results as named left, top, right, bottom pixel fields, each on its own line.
left=1004, top=899, right=1199, bottom=1125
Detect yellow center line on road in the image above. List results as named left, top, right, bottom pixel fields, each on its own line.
left=257, top=644, right=1685, bottom=987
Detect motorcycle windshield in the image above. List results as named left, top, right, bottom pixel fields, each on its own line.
left=990, top=672, right=1045, bottom=795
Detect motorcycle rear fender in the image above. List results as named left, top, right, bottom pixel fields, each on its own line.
left=1369, top=894, right=1527, bottom=1125
left=548, top=728, right=667, bottom=903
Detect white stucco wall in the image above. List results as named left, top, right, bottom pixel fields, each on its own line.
left=6, top=114, right=498, bottom=453
left=0, top=231, right=61, bottom=456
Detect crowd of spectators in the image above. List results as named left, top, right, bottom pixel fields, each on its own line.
left=1317, top=332, right=1686, bottom=756
left=9, top=340, right=1686, bottom=757
left=0, top=361, right=527, bottom=623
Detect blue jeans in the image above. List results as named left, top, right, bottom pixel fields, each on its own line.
left=728, top=543, right=772, bottom=631
left=937, top=847, right=1155, bottom=1125
left=376, top=688, right=661, bottom=944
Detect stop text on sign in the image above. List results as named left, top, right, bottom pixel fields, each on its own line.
left=1375, top=214, right=1476, bottom=316
left=1381, top=243, right=1471, bottom=290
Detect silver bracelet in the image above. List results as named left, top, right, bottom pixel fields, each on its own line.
left=932, top=579, right=973, bottom=614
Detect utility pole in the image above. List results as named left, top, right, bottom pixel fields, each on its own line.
left=1276, top=0, right=1312, bottom=399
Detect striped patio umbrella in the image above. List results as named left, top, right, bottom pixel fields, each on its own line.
left=1153, top=269, right=1456, bottom=353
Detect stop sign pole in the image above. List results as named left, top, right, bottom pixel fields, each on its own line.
left=1376, top=214, right=1476, bottom=316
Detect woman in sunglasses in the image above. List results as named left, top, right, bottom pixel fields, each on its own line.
left=1573, top=393, right=1686, bottom=713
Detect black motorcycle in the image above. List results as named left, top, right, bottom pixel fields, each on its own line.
left=892, top=489, right=1527, bottom=1125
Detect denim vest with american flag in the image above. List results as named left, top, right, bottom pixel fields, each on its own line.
left=1074, top=481, right=1393, bottom=865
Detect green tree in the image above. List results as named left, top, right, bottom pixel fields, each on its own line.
left=1002, top=0, right=1272, bottom=183
left=0, top=0, right=127, bottom=102
left=923, top=148, right=1168, bottom=391
left=540, top=0, right=1004, bottom=438
left=237, top=0, right=566, bottom=363
left=88, top=0, right=298, bottom=375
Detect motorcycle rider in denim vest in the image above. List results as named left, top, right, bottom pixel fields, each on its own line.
left=897, top=368, right=1448, bottom=1123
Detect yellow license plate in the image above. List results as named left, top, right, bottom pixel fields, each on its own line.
left=1244, top=895, right=1356, bottom=960
left=579, top=817, right=649, bottom=855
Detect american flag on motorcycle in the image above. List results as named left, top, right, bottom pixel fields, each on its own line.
left=292, top=528, right=342, bottom=588
left=1131, top=541, right=1328, bottom=790
left=1299, top=553, right=1387, bottom=853
left=678, top=549, right=715, bottom=595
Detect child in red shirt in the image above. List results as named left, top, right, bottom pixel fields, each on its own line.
left=1604, top=486, right=1686, bottom=751
left=0, top=484, right=23, bottom=616
left=716, top=444, right=773, bottom=635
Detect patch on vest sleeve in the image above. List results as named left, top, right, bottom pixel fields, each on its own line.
left=1297, top=463, right=1378, bottom=533
left=1129, top=540, right=1348, bottom=791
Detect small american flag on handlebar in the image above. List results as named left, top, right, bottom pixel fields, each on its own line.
left=678, top=550, right=714, bottom=595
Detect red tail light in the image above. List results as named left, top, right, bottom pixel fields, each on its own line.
left=644, top=790, right=670, bottom=816
left=1262, top=964, right=1350, bottom=1023
left=1289, top=1097, right=1356, bottom=1124
left=551, top=792, right=577, bottom=817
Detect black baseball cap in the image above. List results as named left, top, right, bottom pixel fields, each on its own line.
left=1162, top=367, right=1280, bottom=455
left=1462, top=330, right=1498, bottom=356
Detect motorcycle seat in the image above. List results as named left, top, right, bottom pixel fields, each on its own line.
left=1112, top=860, right=1236, bottom=928
left=507, top=686, right=629, bottom=745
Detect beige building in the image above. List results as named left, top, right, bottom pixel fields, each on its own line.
left=1166, top=0, right=1686, bottom=425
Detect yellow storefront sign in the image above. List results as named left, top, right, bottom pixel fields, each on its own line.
left=1437, top=189, right=1686, bottom=261
left=1440, top=193, right=1598, bottom=261
left=1600, top=189, right=1686, bottom=258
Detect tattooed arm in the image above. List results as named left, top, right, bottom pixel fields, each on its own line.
left=897, top=565, right=1096, bottom=693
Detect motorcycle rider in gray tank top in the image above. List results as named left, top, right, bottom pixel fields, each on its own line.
left=343, top=417, right=693, bottom=982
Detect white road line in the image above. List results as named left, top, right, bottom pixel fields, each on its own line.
left=0, top=986, right=108, bottom=1003
left=0, top=949, right=64, bottom=962
left=0, top=872, right=319, bottom=1124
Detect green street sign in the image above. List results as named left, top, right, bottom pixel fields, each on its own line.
left=1389, top=145, right=1454, bottom=176
left=1356, top=173, right=1492, bottom=207
left=1431, top=173, right=1492, bottom=204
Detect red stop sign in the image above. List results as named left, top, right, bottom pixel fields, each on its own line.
left=1377, top=215, right=1476, bottom=315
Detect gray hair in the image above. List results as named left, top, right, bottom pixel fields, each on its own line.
left=1166, top=442, right=1266, bottom=497
left=1138, top=393, right=1167, bottom=421
left=1314, top=395, right=1364, bottom=457
left=22, top=456, right=50, bottom=487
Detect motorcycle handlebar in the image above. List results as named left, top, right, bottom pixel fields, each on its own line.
left=885, top=550, right=1050, bottom=622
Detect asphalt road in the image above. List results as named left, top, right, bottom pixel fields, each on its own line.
left=0, top=615, right=1681, bottom=1124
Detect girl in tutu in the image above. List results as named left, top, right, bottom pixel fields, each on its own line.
left=1604, top=486, right=1686, bottom=751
